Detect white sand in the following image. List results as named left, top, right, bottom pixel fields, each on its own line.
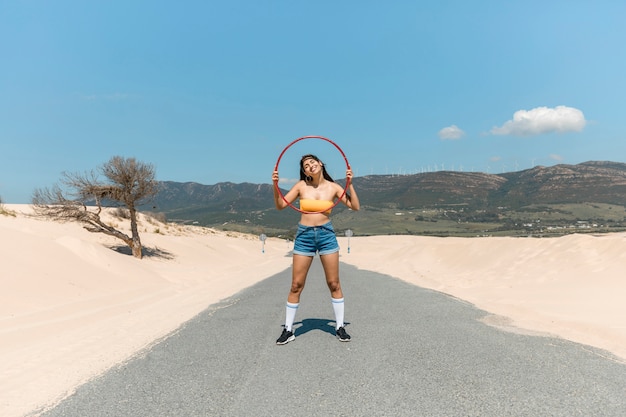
left=1, top=204, right=625, bottom=417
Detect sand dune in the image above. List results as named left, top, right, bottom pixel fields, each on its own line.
left=1, top=204, right=625, bottom=417
left=339, top=234, right=626, bottom=362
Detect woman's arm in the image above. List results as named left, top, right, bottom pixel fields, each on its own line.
left=340, top=169, right=360, bottom=211
left=272, top=170, right=301, bottom=210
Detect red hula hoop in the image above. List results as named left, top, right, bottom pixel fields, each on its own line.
left=274, top=135, right=351, bottom=214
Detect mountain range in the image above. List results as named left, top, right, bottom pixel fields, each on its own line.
left=145, top=161, right=626, bottom=237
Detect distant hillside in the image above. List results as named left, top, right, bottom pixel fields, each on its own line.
left=143, top=161, right=626, bottom=237
left=154, top=181, right=275, bottom=213
left=351, top=161, right=626, bottom=209
left=496, top=161, right=626, bottom=206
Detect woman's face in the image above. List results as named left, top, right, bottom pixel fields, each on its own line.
left=302, top=157, right=322, bottom=176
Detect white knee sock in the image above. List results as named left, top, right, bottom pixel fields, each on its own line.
left=285, top=302, right=299, bottom=331
left=331, top=297, right=345, bottom=329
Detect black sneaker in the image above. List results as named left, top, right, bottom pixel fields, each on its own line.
left=276, top=328, right=295, bottom=345
left=336, top=326, right=351, bottom=342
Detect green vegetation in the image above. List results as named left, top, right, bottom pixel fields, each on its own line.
left=326, top=202, right=626, bottom=238
left=198, top=202, right=626, bottom=238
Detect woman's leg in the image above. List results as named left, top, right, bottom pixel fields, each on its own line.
left=289, top=254, right=314, bottom=303
left=320, top=252, right=342, bottom=298
left=320, top=252, right=349, bottom=340
left=280, top=254, right=313, bottom=336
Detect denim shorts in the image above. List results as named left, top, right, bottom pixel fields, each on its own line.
left=293, top=222, right=340, bottom=256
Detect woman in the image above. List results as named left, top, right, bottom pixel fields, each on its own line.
left=272, top=154, right=360, bottom=345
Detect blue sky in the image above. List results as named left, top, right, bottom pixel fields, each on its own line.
left=2, top=1, right=625, bottom=203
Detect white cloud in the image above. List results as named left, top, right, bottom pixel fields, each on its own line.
left=438, top=125, right=465, bottom=140
left=549, top=154, right=564, bottom=161
left=491, top=106, right=586, bottom=136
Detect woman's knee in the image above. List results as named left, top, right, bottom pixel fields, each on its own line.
left=290, top=281, right=305, bottom=294
left=326, top=279, right=341, bottom=292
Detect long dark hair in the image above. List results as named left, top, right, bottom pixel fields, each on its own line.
left=300, top=154, right=334, bottom=183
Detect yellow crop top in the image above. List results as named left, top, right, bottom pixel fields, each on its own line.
left=299, top=199, right=334, bottom=214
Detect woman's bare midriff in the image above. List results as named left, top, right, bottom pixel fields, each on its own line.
left=299, top=212, right=331, bottom=227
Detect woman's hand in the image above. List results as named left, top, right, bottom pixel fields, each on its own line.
left=343, top=168, right=359, bottom=211
left=272, top=170, right=279, bottom=183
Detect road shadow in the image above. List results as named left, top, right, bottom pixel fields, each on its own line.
left=293, top=318, right=351, bottom=337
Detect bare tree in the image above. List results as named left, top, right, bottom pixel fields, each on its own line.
left=32, top=156, right=158, bottom=259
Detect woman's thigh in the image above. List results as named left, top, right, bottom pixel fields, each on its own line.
left=320, top=252, right=340, bottom=282
left=292, top=254, right=314, bottom=286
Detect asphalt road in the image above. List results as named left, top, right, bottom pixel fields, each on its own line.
left=40, top=260, right=626, bottom=417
